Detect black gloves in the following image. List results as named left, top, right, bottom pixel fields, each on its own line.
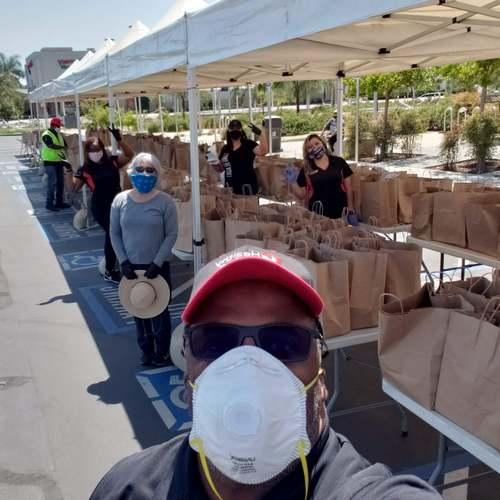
left=249, top=123, right=262, bottom=136
left=108, top=124, right=122, bottom=142
left=121, top=260, right=137, bottom=280
left=145, top=263, right=161, bottom=280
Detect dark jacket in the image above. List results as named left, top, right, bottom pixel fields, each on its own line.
left=90, top=429, right=441, bottom=499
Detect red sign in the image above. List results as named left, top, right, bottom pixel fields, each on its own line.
left=58, top=59, right=75, bottom=69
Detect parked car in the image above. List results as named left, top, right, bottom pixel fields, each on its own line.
left=417, top=92, right=443, bottom=102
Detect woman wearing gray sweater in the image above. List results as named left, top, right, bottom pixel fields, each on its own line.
left=110, top=153, right=178, bottom=366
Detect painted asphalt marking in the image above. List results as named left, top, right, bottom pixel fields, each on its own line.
left=57, top=249, right=104, bottom=271
left=136, top=366, right=191, bottom=431
left=78, top=282, right=185, bottom=334
left=40, top=221, right=102, bottom=242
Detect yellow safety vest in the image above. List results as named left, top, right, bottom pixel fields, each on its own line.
left=41, top=129, right=66, bottom=162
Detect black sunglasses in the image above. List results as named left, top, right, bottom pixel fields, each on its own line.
left=135, top=166, right=157, bottom=174
left=185, top=323, right=325, bottom=363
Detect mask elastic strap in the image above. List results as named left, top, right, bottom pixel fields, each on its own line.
left=191, top=438, right=224, bottom=500
left=302, top=368, right=324, bottom=393
left=297, top=439, right=310, bottom=500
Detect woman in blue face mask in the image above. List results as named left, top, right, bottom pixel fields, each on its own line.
left=291, top=134, right=356, bottom=221
left=110, top=153, right=179, bottom=366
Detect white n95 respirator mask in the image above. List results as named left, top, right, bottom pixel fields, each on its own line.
left=189, top=345, right=322, bottom=498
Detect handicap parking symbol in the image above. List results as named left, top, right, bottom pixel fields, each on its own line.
left=58, top=249, right=104, bottom=271
left=136, top=366, right=191, bottom=432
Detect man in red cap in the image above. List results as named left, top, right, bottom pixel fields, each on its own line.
left=90, top=246, right=441, bottom=500
left=41, top=117, right=71, bottom=211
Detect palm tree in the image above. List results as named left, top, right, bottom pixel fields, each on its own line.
left=0, top=53, right=23, bottom=82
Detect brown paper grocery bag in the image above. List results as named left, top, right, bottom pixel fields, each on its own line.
left=203, top=210, right=226, bottom=262
left=231, top=195, right=259, bottom=214
left=353, top=239, right=422, bottom=300
left=289, top=244, right=350, bottom=337
left=411, top=192, right=434, bottom=240
left=432, top=192, right=500, bottom=248
left=398, top=175, right=422, bottom=224
left=334, top=248, right=388, bottom=329
left=361, top=177, right=398, bottom=227
left=379, top=285, right=471, bottom=409
left=435, top=305, right=500, bottom=448
left=465, top=203, right=500, bottom=258
left=174, top=200, right=193, bottom=253
left=235, top=229, right=266, bottom=249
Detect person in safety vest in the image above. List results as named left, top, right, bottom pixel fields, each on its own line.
left=41, top=117, right=71, bottom=211
left=90, top=247, right=442, bottom=500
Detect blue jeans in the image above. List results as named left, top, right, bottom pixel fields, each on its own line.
left=44, top=162, right=64, bottom=208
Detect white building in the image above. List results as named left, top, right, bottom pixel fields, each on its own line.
left=25, top=47, right=89, bottom=92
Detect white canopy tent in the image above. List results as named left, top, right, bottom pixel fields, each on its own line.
left=29, top=0, right=500, bottom=270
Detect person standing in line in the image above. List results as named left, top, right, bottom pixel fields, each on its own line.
left=291, top=133, right=355, bottom=220
left=219, top=119, right=268, bottom=195
left=322, top=112, right=337, bottom=153
left=41, top=117, right=71, bottom=211
left=73, top=126, right=134, bottom=283
left=110, top=153, right=178, bottom=366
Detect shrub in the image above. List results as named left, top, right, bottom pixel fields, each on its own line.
left=396, top=110, right=425, bottom=157
left=344, top=111, right=375, bottom=160
left=440, top=126, right=461, bottom=171
left=84, top=103, right=109, bottom=129
left=371, top=116, right=397, bottom=161
left=122, top=111, right=137, bottom=131
left=462, top=113, right=498, bottom=173
left=452, top=91, right=479, bottom=114
left=147, top=121, right=160, bottom=134
left=415, top=98, right=452, bottom=131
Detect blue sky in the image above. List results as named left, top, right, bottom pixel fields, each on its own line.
left=1, top=0, right=216, bottom=62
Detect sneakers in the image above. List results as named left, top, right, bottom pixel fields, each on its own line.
left=103, top=270, right=121, bottom=284
left=55, top=203, right=71, bottom=209
left=152, top=354, right=171, bottom=367
left=45, top=205, right=59, bottom=212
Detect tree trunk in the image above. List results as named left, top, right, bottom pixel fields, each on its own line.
left=296, top=88, right=300, bottom=114
left=306, top=88, right=310, bottom=112
left=180, top=94, right=186, bottom=118
left=480, top=85, right=487, bottom=114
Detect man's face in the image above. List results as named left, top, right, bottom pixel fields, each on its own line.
left=184, top=280, right=328, bottom=442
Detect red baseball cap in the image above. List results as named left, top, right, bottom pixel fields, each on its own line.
left=182, top=246, right=323, bottom=324
left=50, top=117, right=63, bottom=128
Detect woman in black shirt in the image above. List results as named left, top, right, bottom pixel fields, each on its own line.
left=74, top=127, right=134, bottom=283
left=219, top=119, right=268, bottom=195
left=294, top=133, right=354, bottom=219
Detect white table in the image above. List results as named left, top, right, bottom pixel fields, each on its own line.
left=325, top=327, right=379, bottom=413
left=172, top=248, right=194, bottom=262
left=407, top=236, right=500, bottom=284
left=383, top=379, right=500, bottom=485
left=359, top=223, right=411, bottom=241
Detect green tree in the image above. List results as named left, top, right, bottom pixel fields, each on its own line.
left=438, top=60, right=500, bottom=113
left=0, top=53, right=24, bottom=120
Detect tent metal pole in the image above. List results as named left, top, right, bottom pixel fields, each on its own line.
left=61, top=100, right=66, bottom=117
left=53, top=100, right=58, bottom=117
left=174, top=95, right=179, bottom=135
left=247, top=83, right=253, bottom=123
left=212, top=88, right=217, bottom=142
left=355, top=77, right=360, bottom=165
left=105, top=55, right=117, bottom=154
left=187, top=66, right=203, bottom=273
left=116, top=98, right=123, bottom=130
left=76, top=93, right=89, bottom=227
left=134, top=97, right=139, bottom=131
left=336, top=73, right=344, bottom=157
left=267, top=83, right=272, bottom=155
left=138, top=97, right=143, bottom=133
left=44, top=101, right=49, bottom=128
left=158, top=95, right=164, bottom=133
left=36, top=101, right=41, bottom=134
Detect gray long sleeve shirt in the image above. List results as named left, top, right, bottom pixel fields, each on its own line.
left=90, top=429, right=442, bottom=499
left=110, top=190, right=178, bottom=267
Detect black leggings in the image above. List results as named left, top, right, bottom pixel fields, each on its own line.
left=132, top=262, right=172, bottom=358
left=92, top=205, right=117, bottom=273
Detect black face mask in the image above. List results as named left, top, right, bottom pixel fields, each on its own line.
left=229, top=130, right=242, bottom=141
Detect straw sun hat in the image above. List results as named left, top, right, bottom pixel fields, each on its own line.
left=119, top=270, right=171, bottom=319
